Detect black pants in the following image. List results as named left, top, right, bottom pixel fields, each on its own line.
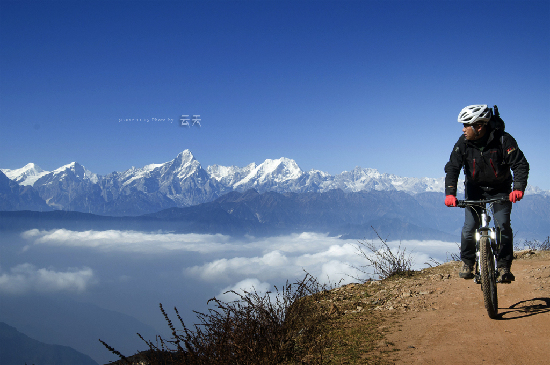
left=461, top=198, right=513, bottom=269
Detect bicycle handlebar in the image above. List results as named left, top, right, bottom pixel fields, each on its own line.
left=456, top=197, right=510, bottom=208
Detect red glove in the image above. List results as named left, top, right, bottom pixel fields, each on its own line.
left=445, top=195, right=458, bottom=207
left=509, top=190, right=523, bottom=203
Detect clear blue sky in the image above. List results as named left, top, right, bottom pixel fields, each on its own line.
left=1, top=0, right=549, bottom=189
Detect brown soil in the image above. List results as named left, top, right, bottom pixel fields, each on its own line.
left=381, top=250, right=550, bottom=365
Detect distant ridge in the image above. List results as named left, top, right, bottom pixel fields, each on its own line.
left=1, top=188, right=548, bottom=240
left=0, top=322, right=98, bottom=365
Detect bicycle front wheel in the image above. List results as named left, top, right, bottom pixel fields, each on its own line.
left=480, top=236, right=498, bottom=318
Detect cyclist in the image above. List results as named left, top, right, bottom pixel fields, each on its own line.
left=444, top=105, right=529, bottom=283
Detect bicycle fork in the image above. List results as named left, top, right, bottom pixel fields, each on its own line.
left=474, top=211, right=497, bottom=284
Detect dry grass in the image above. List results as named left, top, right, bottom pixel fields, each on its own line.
left=102, top=274, right=335, bottom=365
left=516, top=236, right=550, bottom=251
left=351, top=228, right=415, bottom=281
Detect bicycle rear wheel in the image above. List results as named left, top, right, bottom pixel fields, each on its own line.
left=480, top=236, right=498, bottom=318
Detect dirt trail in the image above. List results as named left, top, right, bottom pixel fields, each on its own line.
left=385, top=252, right=550, bottom=365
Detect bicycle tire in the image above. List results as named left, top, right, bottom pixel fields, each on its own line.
left=480, top=236, right=498, bottom=318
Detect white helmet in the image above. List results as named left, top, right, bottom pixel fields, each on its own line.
left=458, top=105, right=492, bottom=125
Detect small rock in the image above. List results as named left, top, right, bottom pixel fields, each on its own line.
left=329, top=303, right=340, bottom=315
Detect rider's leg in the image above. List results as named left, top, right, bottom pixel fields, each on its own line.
left=462, top=184, right=482, bottom=269
left=493, top=200, right=513, bottom=268
left=461, top=205, right=479, bottom=267
left=493, top=199, right=515, bottom=282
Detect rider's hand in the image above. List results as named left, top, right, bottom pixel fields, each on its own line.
left=445, top=195, right=458, bottom=207
left=509, top=190, right=524, bottom=203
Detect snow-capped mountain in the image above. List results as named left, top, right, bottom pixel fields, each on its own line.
left=0, top=170, right=52, bottom=211
left=1, top=149, right=545, bottom=216
left=2, top=163, right=49, bottom=186
left=31, top=162, right=100, bottom=210
left=207, top=157, right=453, bottom=195
left=100, top=150, right=223, bottom=207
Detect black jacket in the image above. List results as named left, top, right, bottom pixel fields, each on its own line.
left=444, top=126, right=529, bottom=197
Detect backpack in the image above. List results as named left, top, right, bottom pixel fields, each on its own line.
left=489, top=105, right=505, bottom=131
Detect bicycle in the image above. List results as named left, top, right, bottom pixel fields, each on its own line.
left=456, top=197, right=510, bottom=319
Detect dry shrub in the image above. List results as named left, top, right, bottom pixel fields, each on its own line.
left=518, top=236, right=550, bottom=251
left=101, top=273, right=332, bottom=365
left=352, top=227, right=414, bottom=280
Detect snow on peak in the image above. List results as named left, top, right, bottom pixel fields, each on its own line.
left=1, top=163, right=49, bottom=186
left=142, top=163, right=164, bottom=172
left=53, top=162, right=78, bottom=173
left=176, top=149, right=195, bottom=162
left=51, top=162, right=98, bottom=183
left=259, top=157, right=302, bottom=177
left=207, top=163, right=257, bottom=186
left=233, top=157, right=303, bottom=187
left=169, top=150, right=201, bottom=178
left=23, top=163, right=44, bottom=173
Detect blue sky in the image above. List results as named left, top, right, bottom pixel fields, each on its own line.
left=1, top=0, right=549, bottom=189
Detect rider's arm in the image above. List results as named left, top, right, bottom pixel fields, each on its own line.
left=444, top=137, right=465, bottom=196
left=502, top=133, right=529, bottom=192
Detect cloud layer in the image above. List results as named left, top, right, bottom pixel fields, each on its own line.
left=22, top=228, right=237, bottom=253
left=0, top=263, right=95, bottom=294
left=19, top=229, right=458, bottom=292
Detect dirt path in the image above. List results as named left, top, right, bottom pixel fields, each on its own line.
left=385, top=252, right=550, bottom=365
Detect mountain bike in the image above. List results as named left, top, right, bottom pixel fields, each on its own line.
left=456, top=197, right=510, bottom=319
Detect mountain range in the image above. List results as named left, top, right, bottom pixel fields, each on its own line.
left=1, top=187, right=548, bottom=241
left=2, top=150, right=547, bottom=217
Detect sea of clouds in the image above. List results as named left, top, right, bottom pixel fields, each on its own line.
left=2, top=229, right=459, bottom=302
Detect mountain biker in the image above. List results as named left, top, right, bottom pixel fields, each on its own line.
left=444, top=105, right=529, bottom=283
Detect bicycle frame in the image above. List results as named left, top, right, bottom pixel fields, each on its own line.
left=456, top=197, right=509, bottom=318
left=457, top=198, right=506, bottom=278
